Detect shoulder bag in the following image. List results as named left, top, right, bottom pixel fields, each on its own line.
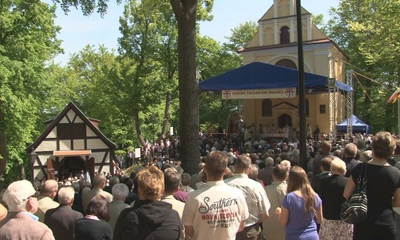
left=340, top=162, right=368, bottom=224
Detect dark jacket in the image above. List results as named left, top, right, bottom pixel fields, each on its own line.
left=124, top=192, right=138, bottom=205
left=45, top=205, right=83, bottom=240
left=319, top=174, right=348, bottom=220
left=344, top=157, right=360, bottom=177
left=258, top=166, right=273, bottom=186
left=312, top=171, right=330, bottom=194
left=312, top=154, right=335, bottom=176
left=75, top=218, right=113, bottom=240
left=114, top=200, right=181, bottom=240
left=72, top=193, right=84, bottom=215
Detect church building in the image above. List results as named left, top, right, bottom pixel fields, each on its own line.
left=239, top=0, right=347, bottom=138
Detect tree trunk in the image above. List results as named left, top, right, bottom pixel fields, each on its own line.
left=170, top=0, right=200, bottom=175
left=134, top=110, right=146, bottom=147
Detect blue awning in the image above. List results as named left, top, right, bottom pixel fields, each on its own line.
left=336, top=114, right=370, bottom=134
left=199, top=62, right=353, bottom=92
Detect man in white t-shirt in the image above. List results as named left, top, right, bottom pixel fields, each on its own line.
left=182, top=151, right=249, bottom=240
left=225, top=155, right=270, bottom=240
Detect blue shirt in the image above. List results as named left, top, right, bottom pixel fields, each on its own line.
left=282, top=192, right=321, bottom=240
left=20, top=211, right=39, bottom=221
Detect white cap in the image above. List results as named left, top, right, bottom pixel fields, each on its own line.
left=3, top=180, right=36, bottom=211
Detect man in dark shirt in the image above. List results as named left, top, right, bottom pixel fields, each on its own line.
left=312, top=140, right=334, bottom=176
left=314, top=125, right=320, bottom=141
left=45, top=187, right=83, bottom=240
left=104, top=176, right=120, bottom=194
left=123, top=177, right=137, bottom=205
left=343, top=143, right=360, bottom=177
left=258, top=157, right=274, bottom=186
left=312, top=156, right=333, bottom=194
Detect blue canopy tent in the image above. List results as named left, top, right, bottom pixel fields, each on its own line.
left=199, top=62, right=353, bottom=92
left=336, top=115, right=370, bottom=134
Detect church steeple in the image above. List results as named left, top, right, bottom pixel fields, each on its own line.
left=251, top=0, right=322, bottom=48
left=273, top=0, right=296, bottom=18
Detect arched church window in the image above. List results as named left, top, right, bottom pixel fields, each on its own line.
left=262, top=99, right=272, bottom=117
left=275, top=59, right=297, bottom=70
left=280, top=26, right=290, bottom=44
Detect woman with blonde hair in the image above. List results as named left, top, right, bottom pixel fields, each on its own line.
left=344, top=131, right=400, bottom=240
left=277, top=166, right=323, bottom=240
left=114, top=166, right=181, bottom=240
left=319, top=159, right=352, bottom=240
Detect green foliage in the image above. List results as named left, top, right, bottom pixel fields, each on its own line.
left=51, top=0, right=213, bottom=19
left=197, top=0, right=214, bottom=21
left=344, top=0, right=400, bottom=66
left=326, top=0, right=400, bottom=133
left=312, top=14, right=324, bottom=26
left=51, top=0, right=123, bottom=16
left=118, top=0, right=166, bottom=108
left=51, top=0, right=216, bottom=175
left=2, top=0, right=281, bottom=180
left=312, top=14, right=329, bottom=33
left=0, top=0, right=62, bottom=184
left=224, top=21, right=258, bottom=52
left=198, top=22, right=254, bottom=131
left=62, top=45, right=137, bottom=148
left=117, top=0, right=183, bottom=144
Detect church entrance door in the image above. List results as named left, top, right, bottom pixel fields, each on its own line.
left=278, top=114, right=292, bottom=129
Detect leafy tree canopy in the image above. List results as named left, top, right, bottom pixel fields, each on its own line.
left=0, top=0, right=62, bottom=184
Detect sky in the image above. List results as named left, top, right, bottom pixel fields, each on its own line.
left=47, top=0, right=340, bottom=65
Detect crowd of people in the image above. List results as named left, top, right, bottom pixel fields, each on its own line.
left=1, top=131, right=400, bottom=240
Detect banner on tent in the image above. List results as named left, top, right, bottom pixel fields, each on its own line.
left=221, top=88, right=296, bottom=99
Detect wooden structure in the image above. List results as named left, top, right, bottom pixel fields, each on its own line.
left=27, top=102, right=117, bottom=181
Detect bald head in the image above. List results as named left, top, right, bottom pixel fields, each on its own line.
left=40, top=180, right=58, bottom=198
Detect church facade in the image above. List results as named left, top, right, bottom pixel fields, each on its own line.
left=239, top=0, right=347, bottom=138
